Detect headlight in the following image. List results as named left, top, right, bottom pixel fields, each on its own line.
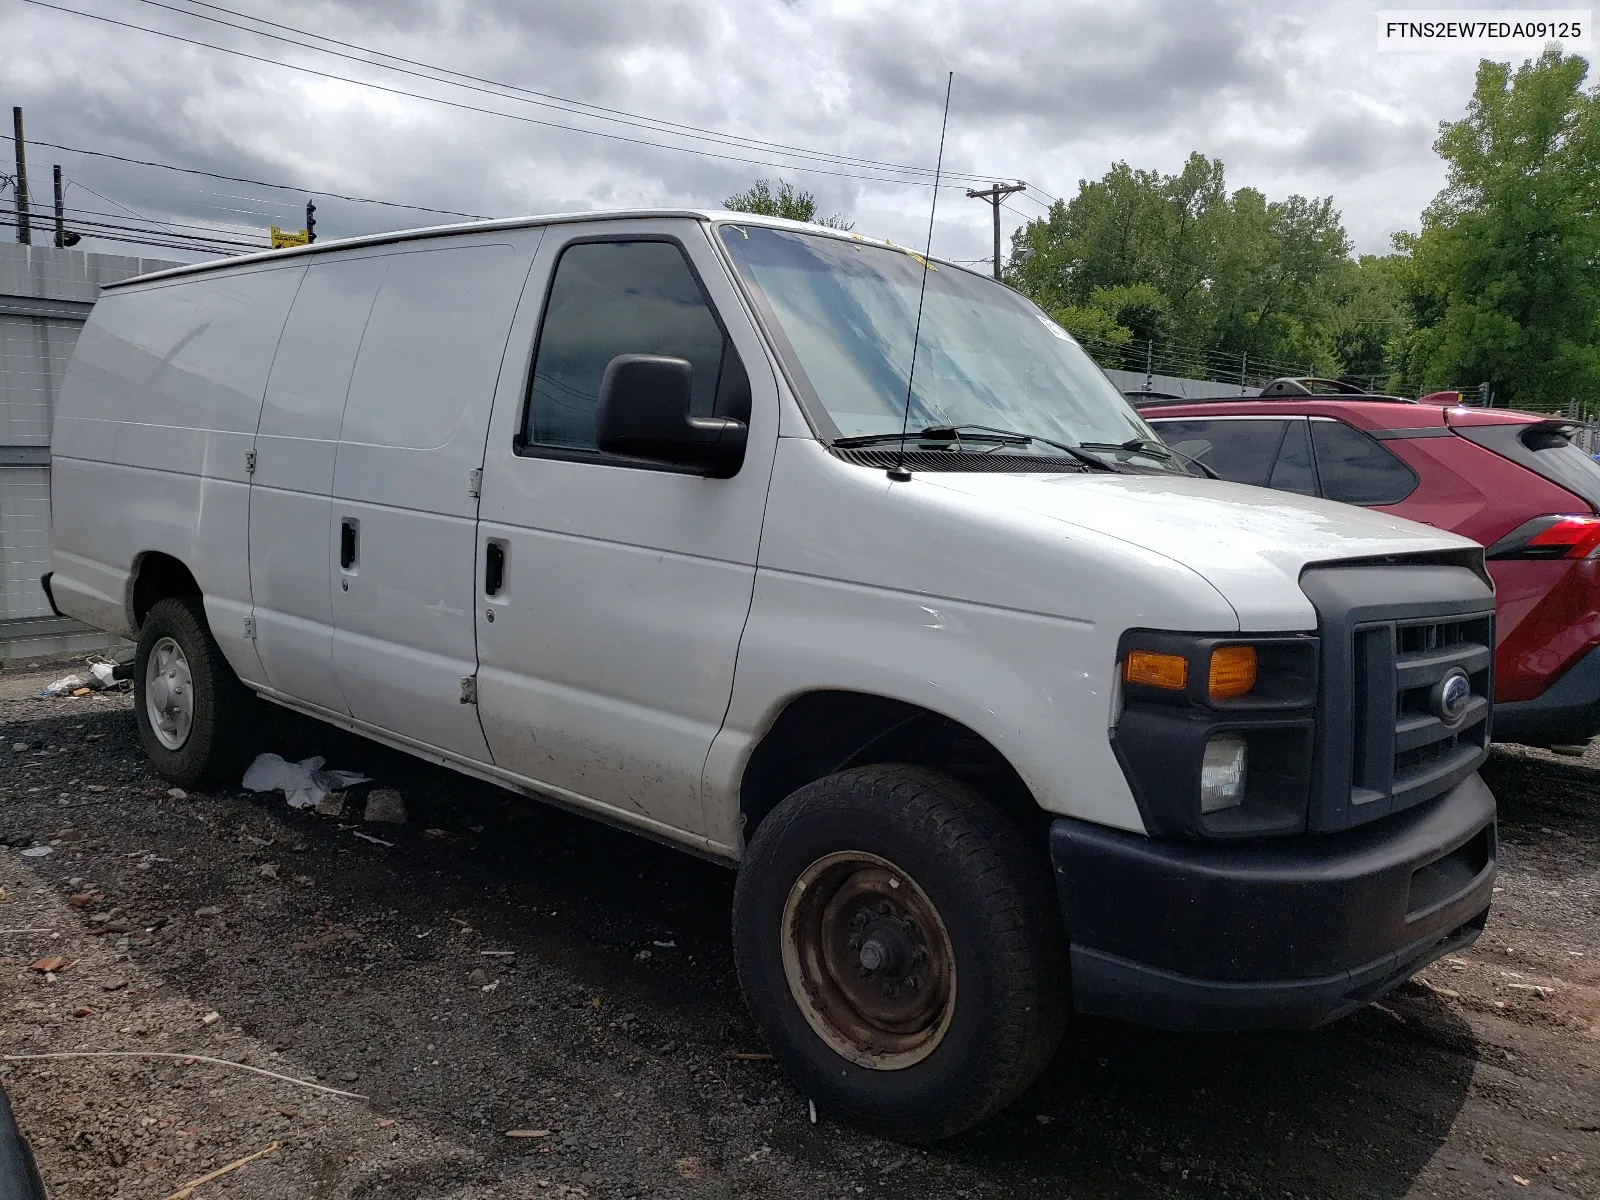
left=1111, top=631, right=1318, bottom=839
left=1200, top=734, right=1248, bottom=812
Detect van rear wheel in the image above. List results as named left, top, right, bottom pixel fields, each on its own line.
left=732, top=765, right=1068, bottom=1142
left=133, top=597, right=254, bottom=788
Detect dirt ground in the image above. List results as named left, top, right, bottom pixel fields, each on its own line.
left=0, top=657, right=1595, bottom=1199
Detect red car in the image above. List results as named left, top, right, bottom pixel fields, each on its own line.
left=1141, top=380, right=1600, bottom=748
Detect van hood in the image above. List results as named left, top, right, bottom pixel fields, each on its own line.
left=919, top=471, right=1480, bottom=630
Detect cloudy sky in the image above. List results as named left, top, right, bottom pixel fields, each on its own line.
left=1, top=0, right=1590, bottom=266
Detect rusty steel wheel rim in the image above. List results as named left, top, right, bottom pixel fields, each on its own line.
left=780, top=851, right=956, bottom=1070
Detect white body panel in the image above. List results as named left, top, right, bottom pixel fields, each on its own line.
left=703, top=438, right=1474, bottom=840
left=328, top=235, right=538, bottom=762
left=46, top=209, right=1482, bottom=862
left=474, top=220, right=776, bottom=844
left=49, top=262, right=306, bottom=679
left=248, top=255, right=387, bottom=715
left=911, top=471, right=1462, bottom=632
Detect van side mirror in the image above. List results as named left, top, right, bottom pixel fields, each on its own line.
left=596, top=354, right=747, bottom=478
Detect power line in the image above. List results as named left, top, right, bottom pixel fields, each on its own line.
left=11, top=183, right=261, bottom=249
left=133, top=0, right=1005, bottom=187
left=25, top=0, right=986, bottom=192
left=16, top=3, right=1068, bottom=228
left=0, top=214, right=243, bottom=255
left=49, top=211, right=258, bottom=248
left=0, top=132, right=488, bottom=218
left=60, top=201, right=260, bottom=241
left=63, top=179, right=183, bottom=236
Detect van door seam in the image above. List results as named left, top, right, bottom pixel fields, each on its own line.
left=245, top=262, right=312, bottom=642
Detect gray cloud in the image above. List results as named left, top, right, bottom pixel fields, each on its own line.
left=2, top=0, right=1583, bottom=265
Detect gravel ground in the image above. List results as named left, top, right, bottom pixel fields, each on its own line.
left=0, top=656, right=1596, bottom=1199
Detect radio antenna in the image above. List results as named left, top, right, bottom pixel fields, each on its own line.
left=888, top=70, right=954, bottom=484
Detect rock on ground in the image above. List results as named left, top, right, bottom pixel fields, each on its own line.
left=362, top=789, right=407, bottom=824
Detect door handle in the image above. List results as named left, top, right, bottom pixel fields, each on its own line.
left=340, top=519, right=359, bottom=569
left=484, top=541, right=505, bottom=596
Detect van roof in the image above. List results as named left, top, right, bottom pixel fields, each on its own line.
left=102, top=208, right=932, bottom=290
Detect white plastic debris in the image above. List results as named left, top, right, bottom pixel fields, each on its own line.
left=242, top=753, right=370, bottom=810
left=89, top=662, right=118, bottom=689
left=20, top=847, right=53, bottom=858
left=39, top=675, right=86, bottom=696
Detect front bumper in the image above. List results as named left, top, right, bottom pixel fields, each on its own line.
left=1494, top=644, right=1600, bottom=746
left=1051, top=773, right=1496, bottom=1031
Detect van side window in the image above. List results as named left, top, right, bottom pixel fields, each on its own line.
left=524, top=240, right=747, bottom=452
left=1311, top=420, right=1418, bottom=505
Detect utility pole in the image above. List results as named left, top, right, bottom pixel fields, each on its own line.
left=305, top=198, right=316, bottom=244
left=53, top=165, right=69, bottom=247
left=12, top=107, right=30, bottom=245
left=965, top=181, right=1024, bottom=280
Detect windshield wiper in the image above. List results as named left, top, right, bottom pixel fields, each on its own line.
left=1077, top=438, right=1216, bottom=478
left=834, top=424, right=1026, bottom=448
left=834, top=424, right=1122, bottom=472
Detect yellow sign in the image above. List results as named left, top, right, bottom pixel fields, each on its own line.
left=270, top=226, right=310, bottom=249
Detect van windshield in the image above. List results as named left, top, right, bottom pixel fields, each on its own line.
left=717, top=223, right=1175, bottom=468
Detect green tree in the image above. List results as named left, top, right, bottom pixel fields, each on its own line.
left=1048, top=304, right=1133, bottom=347
left=1086, top=283, right=1170, bottom=345
left=1006, top=154, right=1225, bottom=337
left=1007, top=154, right=1357, bottom=379
left=723, top=179, right=853, bottom=230
left=1397, top=50, right=1600, bottom=413
left=1324, top=254, right=1412, bottom=389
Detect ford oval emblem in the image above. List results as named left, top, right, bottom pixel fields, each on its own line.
left=1433, top=669, right=1472, bottom=725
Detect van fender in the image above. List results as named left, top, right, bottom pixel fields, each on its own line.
left=702, top=570, right=1148, bottom=852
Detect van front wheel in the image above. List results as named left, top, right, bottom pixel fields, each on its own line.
left=133, top=597, right=253, bottom=788
left=732, top=765, right=1068, bottom=1142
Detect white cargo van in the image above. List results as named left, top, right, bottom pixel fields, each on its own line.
left=44, top=211, right=1497, bottom=1140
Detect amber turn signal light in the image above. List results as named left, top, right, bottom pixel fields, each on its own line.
left=1208, top=645, right=1258, bottom=699
left=1124, top=650, right=1188, bottom=690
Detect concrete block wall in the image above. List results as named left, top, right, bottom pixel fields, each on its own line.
left=0, top=243, right=179, bottom=658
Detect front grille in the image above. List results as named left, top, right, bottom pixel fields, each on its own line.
left=1350, top=615, right=1492, bottom=817
left=1301, top=559, right=1495, bottom=832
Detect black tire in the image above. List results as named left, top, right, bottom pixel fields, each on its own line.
left=732, top=764, right=1069, bottom=1142
left=132, top=596, right=255, bottom=788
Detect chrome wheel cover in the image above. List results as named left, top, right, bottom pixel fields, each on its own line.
left=144, top=636, right=194, bottom=751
